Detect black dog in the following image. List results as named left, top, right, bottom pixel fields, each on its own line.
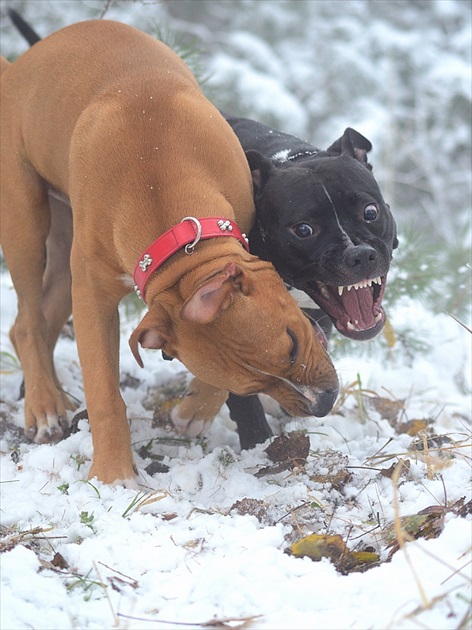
left=9, top=10, right=398, bottom=449
left=227, top=115, right=398, bottom=340
left=222, top=117, right=397, bottom=447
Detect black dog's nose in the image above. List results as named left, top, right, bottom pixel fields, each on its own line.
left=343, top=244, right=377, bottom=271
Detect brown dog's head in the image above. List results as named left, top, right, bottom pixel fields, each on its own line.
left=129, top=259, right=338, bottom=418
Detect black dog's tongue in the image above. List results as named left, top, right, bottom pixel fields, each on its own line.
left=339, top=286, right=377, bottom=329
left=303, top=277, right=387, bottom=340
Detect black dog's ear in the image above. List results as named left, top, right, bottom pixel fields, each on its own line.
left=326, top=128, right=373, bottom=171
left=245, top=150, right=275, bottom=199
left=342, top=128, right=373, bottom=169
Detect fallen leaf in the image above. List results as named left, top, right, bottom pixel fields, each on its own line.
left=385, top=508, right=445, bottom=556
left=254, top=461, right=293, bottom=477
left=51, top=552, right=69, bottom=570
left=291, top=533, right=346, bottom=562
left=310, top=451, right=351, bottom=488
left=380, top=459, right=410, bottom=479
left=161, top=512, right=178, bottom=521
left=144, top=460, right=170, bottom=475
left=409, top=433, right=454, bottom=452
left=337, top=550, right=380, bottom=573
left=368, top=395, right=404, bottom=424
left=291, top=533, right=380, bottom=574
left=230, top=498, right=268, bottom=522
left=396, top=420, right=427, bottom=436
left=265, top=431, right=310, bottom=466
left=450, top=497, right=472, bottom=517
left=382, top=316, right=396, bottom=348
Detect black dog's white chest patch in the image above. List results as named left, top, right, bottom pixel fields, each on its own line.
left=287, top=285, right=317, bottom=309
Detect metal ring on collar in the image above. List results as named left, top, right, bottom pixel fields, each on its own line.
left=180, top=216, right=202, bottom=254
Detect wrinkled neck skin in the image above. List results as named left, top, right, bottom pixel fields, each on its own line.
left=143, top=239, right=263, bottom=306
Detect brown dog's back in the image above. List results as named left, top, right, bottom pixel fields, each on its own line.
left=3, top=21, right=254, bottom=240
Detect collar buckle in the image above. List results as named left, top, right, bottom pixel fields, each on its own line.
left=181, top=217, right=202, bottom=255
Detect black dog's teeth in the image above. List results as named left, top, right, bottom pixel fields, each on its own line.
left=346, top=312, right=383, bottom=332
left=337, top=276, right=382, bottom=297
left=320, top=285, right=330, bottom=300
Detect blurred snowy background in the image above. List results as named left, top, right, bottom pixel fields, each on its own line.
left=2, top=0, right=470, bottom=241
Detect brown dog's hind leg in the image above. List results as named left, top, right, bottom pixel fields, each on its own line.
left=1, top=172, right=69, bottom=443
left=43, top=193, right=76, bottom=411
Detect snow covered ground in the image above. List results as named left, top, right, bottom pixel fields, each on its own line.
left=0, top=268, right=470, bottom=630
left=0, top=2, right=470, bottom=628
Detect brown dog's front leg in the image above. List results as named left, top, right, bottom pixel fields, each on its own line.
left=171, top=377, right=228, bottom=437
left=71, top=262, right=137, bottom=485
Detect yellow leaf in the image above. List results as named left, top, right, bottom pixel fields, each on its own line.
left=397, top=419, right=427, bottom=436
left=348, top=551, right=379, bottom=564
left=382, top=316, right=396, bottom=348
left=291, top=533, right=346, bottom=561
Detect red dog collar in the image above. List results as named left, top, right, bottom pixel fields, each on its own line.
left=133, top=216, right=249, bottom=300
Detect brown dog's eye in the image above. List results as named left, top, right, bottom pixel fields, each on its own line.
left=287, top=328, right=299, bottom=363
left=364, top=204, right=378, bottom=221
left=292, top=223, right=314, bottom=238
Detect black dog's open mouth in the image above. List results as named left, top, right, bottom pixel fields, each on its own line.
left=304, top=275, right=387, bottom=341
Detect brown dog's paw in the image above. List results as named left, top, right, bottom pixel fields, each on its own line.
left=88, top=458, right=139, bottom=487
left=25, top=414, right=68, bottom=444
left=171, top=379, right=228, bottom=437
left=171, top=405, right=210, bottom=437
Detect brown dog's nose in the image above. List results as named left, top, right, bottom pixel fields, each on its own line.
left=294, top=383, right=338, bottom=418
left=310, top=387, right=338, bottom=417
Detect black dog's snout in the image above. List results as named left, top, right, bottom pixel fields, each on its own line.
left=343, top=244, right=377, bottom=272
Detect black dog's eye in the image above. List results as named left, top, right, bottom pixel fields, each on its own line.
left=364, top=204, right=378, bottom=221
left=287, top=328, right=299, bottom=363
left=292, top=223, right=314, bottom=238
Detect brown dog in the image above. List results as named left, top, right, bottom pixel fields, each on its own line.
left=0, top=21, right=338, bottom=485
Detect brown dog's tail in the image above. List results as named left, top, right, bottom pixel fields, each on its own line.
left=8, top=8, right=42, bottom=46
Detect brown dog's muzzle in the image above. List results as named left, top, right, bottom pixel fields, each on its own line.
left=289, top=383, right=339, bottom=417
left=261, top=370, right=339, bottom=418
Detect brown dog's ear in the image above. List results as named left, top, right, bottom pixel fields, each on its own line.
left=129, top=309, right=174, bottom=367
left=181, top=262, right=248, bottom=324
